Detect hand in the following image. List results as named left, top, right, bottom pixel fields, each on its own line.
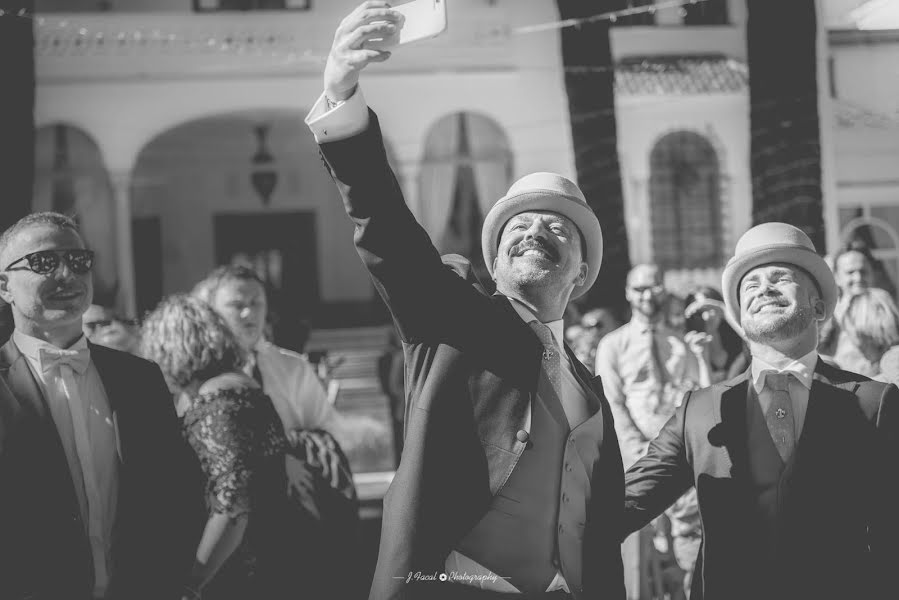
left=684, top=330, right=713, bottom=357
left=291, top=429, right=342, bottom=489
left=685, top=298, right=725, bottom=330
left=324, top=1, right=404, bottom=102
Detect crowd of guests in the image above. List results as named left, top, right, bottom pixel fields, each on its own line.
left=0, top=212, right=364, bottom=600
left=3, top=216, right=897, bottom=600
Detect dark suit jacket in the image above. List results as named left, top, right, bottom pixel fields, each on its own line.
left=320, top=113, right=625, bottom=600
left=0, top=340, right=203, bottom=600
left=623, top=360, right=899, bottom=600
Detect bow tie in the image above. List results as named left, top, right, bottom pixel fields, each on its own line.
left=39, top=346, right=91, bottom=375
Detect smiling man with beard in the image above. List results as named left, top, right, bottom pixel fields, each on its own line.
left=620, top=222, right=899, bottom=600
left=0, top=212, right=200, bottom=600
left=304, top=4, right=626, bottom=598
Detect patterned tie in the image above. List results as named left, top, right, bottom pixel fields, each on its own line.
left=530, top=320, right=583, bottom=429
left=764, top=372, right=796, bottom=462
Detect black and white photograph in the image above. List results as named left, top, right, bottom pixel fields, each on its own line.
left=1, top=0, right=897, bottom=599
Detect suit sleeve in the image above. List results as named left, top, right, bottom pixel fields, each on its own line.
left=870, top=383, right=899, bottom=592
left=319, top=111, right=492, bottom=345
left=622, top=391, right=694, bottom=540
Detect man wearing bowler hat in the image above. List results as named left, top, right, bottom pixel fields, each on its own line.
left=621, top=222, right=899, bottom=600
left=304, top=4, right=625, bottom=599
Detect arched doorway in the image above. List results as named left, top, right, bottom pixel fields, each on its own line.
left=33, top=124, right=119, bottom=307
left=131, top=109, right=378, bottom=349
left=418, top=112, right=513, bottom=278
left=649, top=130, right=723, bottom=270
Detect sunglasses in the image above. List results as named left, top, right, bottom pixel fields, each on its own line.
left=3, top=249, right=95, bottom=275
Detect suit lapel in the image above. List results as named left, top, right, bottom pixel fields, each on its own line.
left=565, top=344, right=602, bottom=416
left=89, top=344, right=126, bottom=465
left=0, top=340, right=50, bottom=419
left=779, top=363, right=855, bottom=497
left=717, top=373, right=752, bottom=484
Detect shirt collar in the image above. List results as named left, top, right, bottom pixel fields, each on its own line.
left=751, top=349, right=818, bottom=393
left=13, top=330, right=89, bottom=363
left=507, top=298, right=565, bottom=350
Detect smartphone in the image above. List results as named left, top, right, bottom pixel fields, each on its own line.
left=370, top=0, right=448, bottom=49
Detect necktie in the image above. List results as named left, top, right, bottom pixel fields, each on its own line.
left=250, top=351, right=265, bottom=388
left=647, top=325, right=667, bottom=388
left=530, top=321, right=585, bottom=429
left=764, top=372, right=796, bottom=462
left=41, top=348, right=111, bottom=593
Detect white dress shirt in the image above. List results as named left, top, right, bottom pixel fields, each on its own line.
left=750, top=349, right=818, bottom=438
left=249, top=340, right=336, bottom=433
left=305, top=87, right=371, bottom=143
left=13, top=331, right=118, bottom=598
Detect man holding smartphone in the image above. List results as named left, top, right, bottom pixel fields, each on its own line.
left=307, top=3, right=626, bottom=599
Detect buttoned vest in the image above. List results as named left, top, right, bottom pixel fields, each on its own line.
left=744, top=387, right=793, bottom=594
left=456, top=380, right=604, bottom=595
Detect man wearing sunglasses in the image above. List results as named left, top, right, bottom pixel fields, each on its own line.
left=0, top=212, right=201, bottom=600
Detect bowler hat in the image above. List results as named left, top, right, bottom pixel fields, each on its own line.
left=721, top=222, right=837, bottom=332
left=481, top=172, right=602, bottom=300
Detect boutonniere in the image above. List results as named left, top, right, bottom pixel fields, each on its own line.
left=112, top=411, right=124, bottom=464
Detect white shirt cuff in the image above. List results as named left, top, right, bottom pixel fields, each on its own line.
left=305, top=87, right=370, bottom=144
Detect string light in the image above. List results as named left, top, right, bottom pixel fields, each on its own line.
left=2, top=0, right=713, bottom=71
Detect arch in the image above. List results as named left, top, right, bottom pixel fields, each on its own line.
left=649, top=130, right=723, bottom=270
left=130, top=108, right=374, bottom=346
left=418, top=111, right=513, bottom=267
left=33, top=123, right=119, bottom=306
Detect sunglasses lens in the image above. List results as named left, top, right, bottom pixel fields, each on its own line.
left=27, top=252, right=60, bottom=275
left=67, top=251, right=94, bottom=274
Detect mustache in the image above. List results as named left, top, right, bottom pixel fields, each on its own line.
left=751, top=295, right=789, bottom=313
left=511, top=239, right=559, bottom=262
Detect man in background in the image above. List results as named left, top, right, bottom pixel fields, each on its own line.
left=82, top=303, right=140, bottom=355
left=595, top=263, right=708, bottom=599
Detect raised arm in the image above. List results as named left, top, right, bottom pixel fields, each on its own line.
left=309, top=2, right=498, bottom=345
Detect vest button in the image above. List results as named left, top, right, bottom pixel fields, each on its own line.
left=516, top=429, right=529, bottom=443
left=552, top=557, right=560, bottom=568
left=565, top=463, right=572, bottom=471
left=558, top=523, right=564, bottom=533
left=562, top=493, right=569, bottom=503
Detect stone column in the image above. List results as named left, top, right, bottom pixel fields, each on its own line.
left=110, top=171, right=137, bottom=318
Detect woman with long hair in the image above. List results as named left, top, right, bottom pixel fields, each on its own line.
left=833, top=287, right=899, bottom=377
left=141, top=295, right=323, bottom=600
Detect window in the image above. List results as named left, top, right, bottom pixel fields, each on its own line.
left=649, top=131, right=723, bottom=270
left=682, top=0, right=729, bottom=25
left=419, top=112, right=513, bottom=279
left=194, top=0, right=311, bottom=12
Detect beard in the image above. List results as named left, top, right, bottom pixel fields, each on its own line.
left=743, top=303, right=815, bottom=343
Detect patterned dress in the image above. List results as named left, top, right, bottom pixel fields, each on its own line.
left=182, top=384, right=324, bottom=599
